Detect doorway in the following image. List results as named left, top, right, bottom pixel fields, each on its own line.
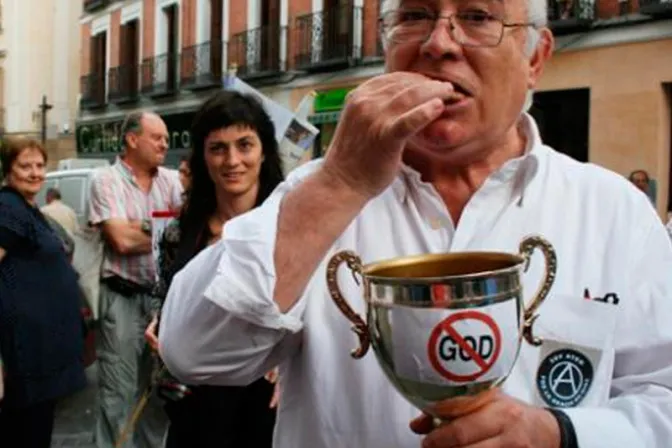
left=529, top=88, right=590, bottom=162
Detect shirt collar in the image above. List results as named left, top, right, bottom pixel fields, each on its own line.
left=114, top=156, right=159, bottom=183
left=392, top=113, right=543, bottom=206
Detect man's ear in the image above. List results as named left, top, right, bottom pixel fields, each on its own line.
left=126, top=132, right=138, bottom=150
left=527, top=27, right=554, bottom=90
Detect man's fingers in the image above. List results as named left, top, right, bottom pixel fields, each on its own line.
left=421, top=403, right=507, bottom=448
left=356, top=71, right=433, bottom=94
left=410, top=413, right=437, bottom=435
left=389, top=99, right=445, bottom=141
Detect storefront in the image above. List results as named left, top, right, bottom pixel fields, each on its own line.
left=75, top=109, right=197, bottom=168
left=308, top=86, right=356, bottom=158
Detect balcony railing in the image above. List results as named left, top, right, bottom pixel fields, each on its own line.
left=640, top=0, right=672, bottom=16
left=295, top=3, right=356, bottom=72
left=108, top=64, right=139, bottom=104
left=229, top=25, right=285, bottom=79
left=84, top=0, right=112, bottom=13
left=181, top=40, right=223, bottom=89
left=140, top=53, right=179, bottom=97
left=80, top=73, right=106, bottom=109
left=547, top=0, right=595, bottom=34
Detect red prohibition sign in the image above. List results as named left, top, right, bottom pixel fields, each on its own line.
left=427, top=310, right=502, bottom=383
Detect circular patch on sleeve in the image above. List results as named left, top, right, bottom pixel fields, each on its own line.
left=536, top=348, right=594, bottom=408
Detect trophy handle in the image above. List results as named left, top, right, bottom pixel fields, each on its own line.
left=518, top=236, right=557, bottom=347
left=326, top=250, right=370, bottom=359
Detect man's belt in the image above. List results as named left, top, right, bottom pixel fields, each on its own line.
left=102, top=276, right=153, bottom=297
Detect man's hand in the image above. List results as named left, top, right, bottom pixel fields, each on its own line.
left=323, top=71, right=455, bottom=199
left=410, top=390, right=561, bottom=448
left=144, top=316, right=159, bottom=351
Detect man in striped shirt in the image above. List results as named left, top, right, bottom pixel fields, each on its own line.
left=88, top=111, right=182, bottom=448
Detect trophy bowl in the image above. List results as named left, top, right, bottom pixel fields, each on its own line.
left=326, top=236, right=556, bottom=419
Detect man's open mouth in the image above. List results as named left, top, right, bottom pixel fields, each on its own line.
left=443, top=84, right=471, bottom=105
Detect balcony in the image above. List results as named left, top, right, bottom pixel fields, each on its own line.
left=294, top=3, right=358, bottom=72
left=547, top=0, right=595, bottom=35
left=140, top=53, right=179, bottom=97
left=84, top=0, right=112, bottom=13
left=229, top=25, right=285, bottom=80
left=180, top=40, right=223, bottom=89
left=640, top=0, right=672, bottom=17
left=80, top=73, right=106, bottom=109
left=108, top=64, right=139, bottom=104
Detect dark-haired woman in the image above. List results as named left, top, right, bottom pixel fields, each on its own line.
left=144, top=90, right=283, bottom=447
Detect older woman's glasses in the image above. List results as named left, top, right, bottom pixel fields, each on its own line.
left=380, top=8, right=534, bottom=48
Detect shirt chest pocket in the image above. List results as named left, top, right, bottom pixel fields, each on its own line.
left=530, top=295, right=619, bottom=409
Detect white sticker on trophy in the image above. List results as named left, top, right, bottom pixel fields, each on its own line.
left=390, top=299, right=520, bottom=386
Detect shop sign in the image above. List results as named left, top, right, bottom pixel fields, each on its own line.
left=75, top=111, right=195, bottom=155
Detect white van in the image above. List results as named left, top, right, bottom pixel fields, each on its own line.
left=36, top=160, right=111, bottom=227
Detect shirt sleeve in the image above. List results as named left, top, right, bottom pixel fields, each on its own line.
left=158, top=160, right=322, bottom=386
left=563, top=201, right=672, bottom=448
left=0, top=194, right=33, bottom=252
left=88, top=171, right=123, bottom=225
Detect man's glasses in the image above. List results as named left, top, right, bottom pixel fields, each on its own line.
left=380, top=8, right=535, bottom=48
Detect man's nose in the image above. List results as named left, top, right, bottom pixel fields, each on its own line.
left=421, top=16, right=463, bottom=60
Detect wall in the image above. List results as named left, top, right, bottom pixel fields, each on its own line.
left=539, top=38, right=672, bottom=214
left=2, top=0, right=82, bottom=135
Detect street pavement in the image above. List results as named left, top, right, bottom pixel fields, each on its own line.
left=51, top=363, right=98, bottom=447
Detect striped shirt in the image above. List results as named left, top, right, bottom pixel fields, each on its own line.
left=88, top=158, right=183, bottom=287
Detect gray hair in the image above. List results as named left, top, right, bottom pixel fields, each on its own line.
left=380, top=0, right=548, bottom=112
left=120, top=112, right=145, bottom=150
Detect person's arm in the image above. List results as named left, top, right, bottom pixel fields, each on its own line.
left=88, top=174, right=151, bottom=255
left=563, top=202, right=672, bottom=448
left=159, top=161, right=332, bottom=385
left=160, top=72, right=452, bottom=386
left=99, top=219, right=151, bottom=255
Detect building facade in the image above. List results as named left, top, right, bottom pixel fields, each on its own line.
left=1, top=0, right=82, bottom=165
left=77, top=0, right=672, bottom=213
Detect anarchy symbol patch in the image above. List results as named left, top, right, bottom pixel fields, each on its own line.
left=536, top=348, right=594, bottom=408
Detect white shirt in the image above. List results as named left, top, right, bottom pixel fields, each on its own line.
left=41, top=200, right=79, bottom=237
left=159, top=115, right=672, bottom=448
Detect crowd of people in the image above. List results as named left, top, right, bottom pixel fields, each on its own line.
left=0, top=91, right=283, bottom=447
left=2, top=0, right=672, bottom=447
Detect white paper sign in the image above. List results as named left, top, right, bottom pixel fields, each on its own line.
left=391, top=299, right=521, bottom=386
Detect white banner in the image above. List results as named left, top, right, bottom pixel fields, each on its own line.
left=223, top=75, right=320, bottom=175
left=391, top=299, right=521, bottom=386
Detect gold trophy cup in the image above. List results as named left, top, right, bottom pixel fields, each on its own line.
left=326, top=236, right=556, bottom=418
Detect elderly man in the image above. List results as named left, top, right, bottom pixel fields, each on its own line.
left=159, top=0, right=672, bottom=447
left=89, top=112, right=182, bottom=447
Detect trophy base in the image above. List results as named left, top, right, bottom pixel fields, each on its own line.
left=380, top=371, right=499, bottom=418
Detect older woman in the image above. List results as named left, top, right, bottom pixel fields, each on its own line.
left=0, top=138, right=86, bottom=447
